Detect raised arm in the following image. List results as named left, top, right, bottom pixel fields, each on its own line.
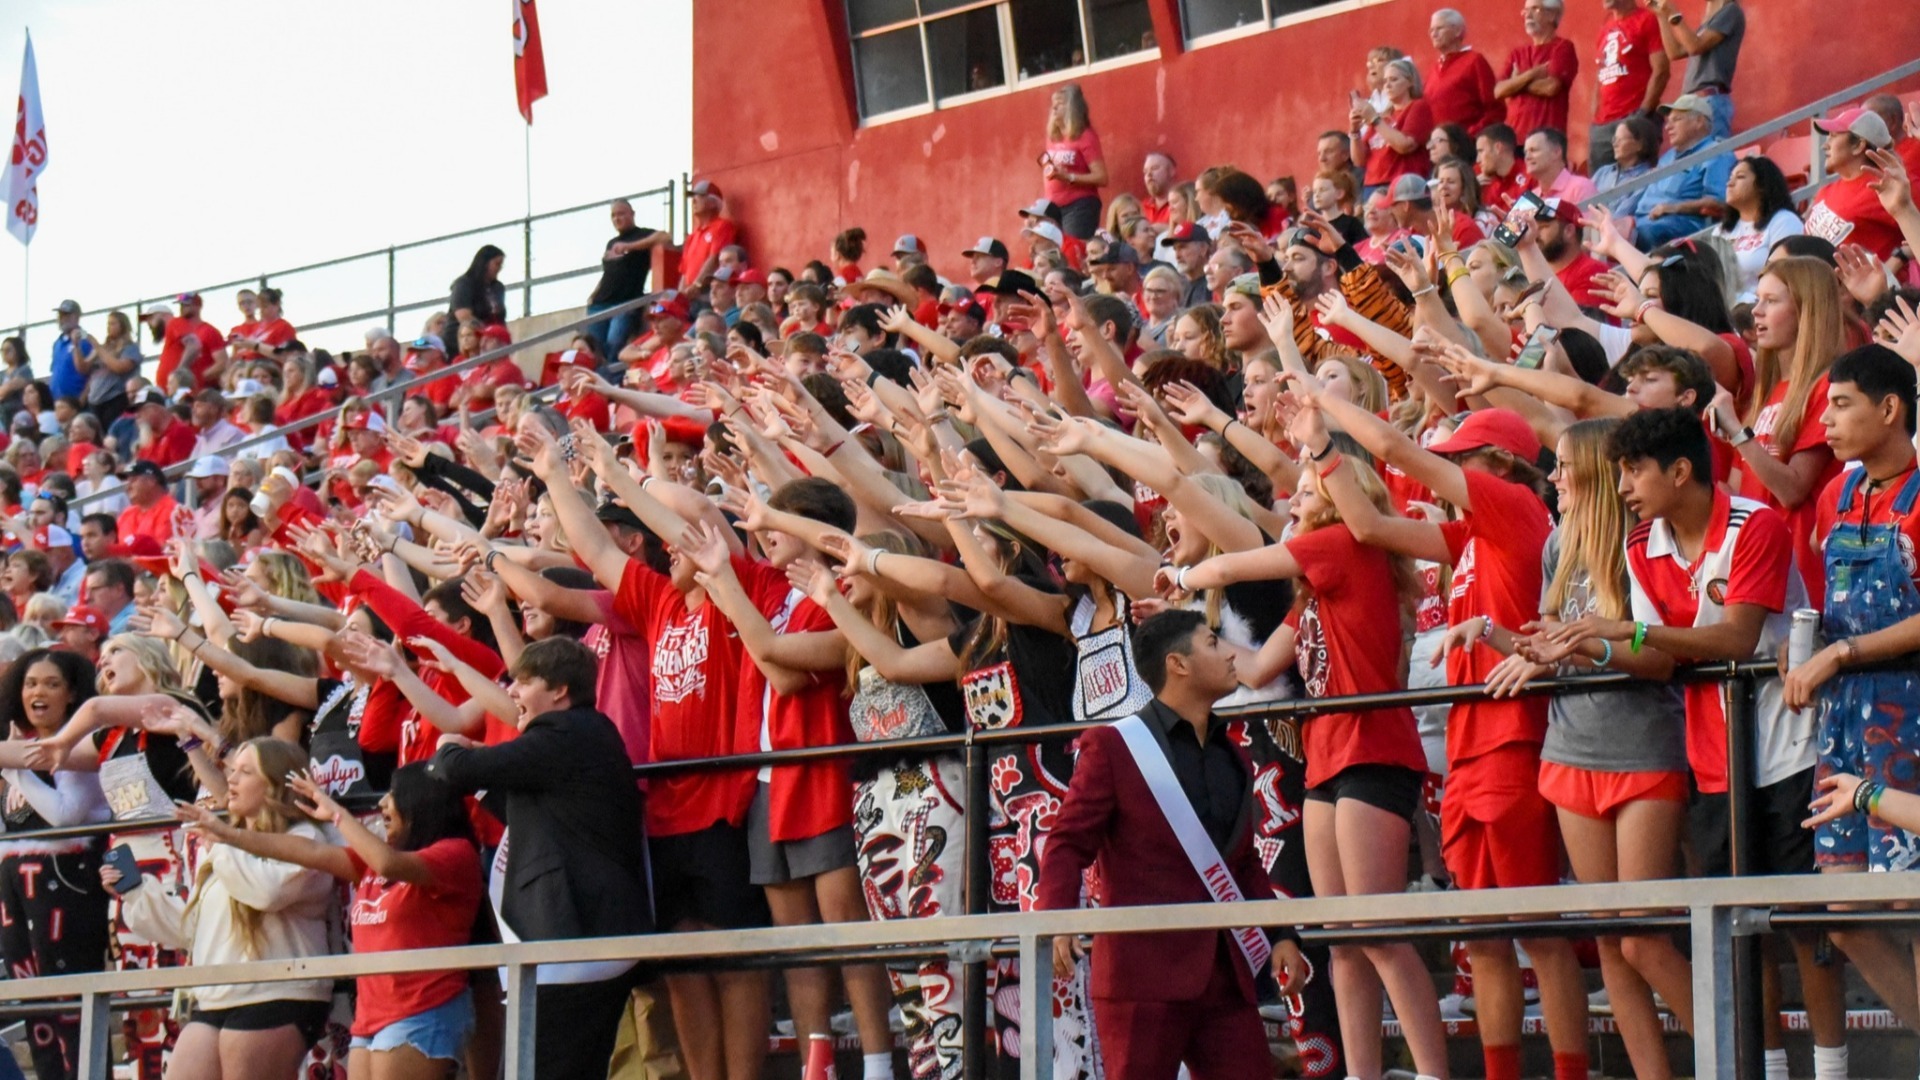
left=1034, top=413, right=1264, bottom=553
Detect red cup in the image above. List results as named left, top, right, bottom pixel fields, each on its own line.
left=803, top=1033, right=836, bottom=1080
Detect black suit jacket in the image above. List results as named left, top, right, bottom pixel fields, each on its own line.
left=429, top=707, right=653, bottom=943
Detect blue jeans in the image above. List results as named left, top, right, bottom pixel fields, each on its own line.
left=1707, top=92, right=1735, bottom=141
left=1635, top=212, right=1713, bottom=251
left=585, top=302, right=639, bottom=359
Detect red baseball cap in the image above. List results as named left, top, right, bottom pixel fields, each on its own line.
left=1164, top=222, right=1210, bottom=244
left=52, top=605, right=105, bottom=632
left=1427, top=408, right=1542, bottom=462
left=554, top=348, right=596, bottom=368
left=343, top=411, right=387, bottom=433
left=649, top=296, right=692, bottom=322
left=66, top=441, right=99, bottom=475
left=734, top=267, right=767, bottom=286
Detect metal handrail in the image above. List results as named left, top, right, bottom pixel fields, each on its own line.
left=9, top=182, right=676, bottom=357
left=1578, top=54, right=1920, bottom=212
left=67, top=287, right=663, bottom=510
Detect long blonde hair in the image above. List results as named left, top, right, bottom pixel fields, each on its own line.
left=186, top=738, right=318, bottom=959
left=845, top=531, right=928, bottom=692
left=252, top=551, right=321, bottom=606
left=1047, top=83, right=1091, bottom=142
left=1545, top=419, right=1631, bottom=620
left=1293, top=437, right=1421, bottom=620
left=1189, top=473, right=1260, bottom=631
left=1744, top=257, right=1845, bottom=454
left=99, top=634, right=183, bottom=696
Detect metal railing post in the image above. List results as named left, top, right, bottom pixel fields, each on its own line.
left=962, top=735, right=991, bottom=1078
left=522, top=214, right=535, bottom=319
left=503, top=962, right=538, bottom=1080
left=75, top=990, right=111, bottom=1080
left=1724, top=672, right=1768, bottom=1076
left=666, top=177, right=678, bottom=245
left=1689, top=903, right=1736, bottom=1077
left=1016, top=933, right=1053, bottom=1080
left=385, top=246, right=398, bottom=337
left=1811, top=122, right=1829, bottom=188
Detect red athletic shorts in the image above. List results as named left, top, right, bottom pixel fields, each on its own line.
left=1441, top=743, right=1561, bottom=891
left=1537, top=761, right=1688, bottom=820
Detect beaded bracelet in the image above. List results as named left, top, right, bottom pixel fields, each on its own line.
left=1597, top=639, right=1614, bottom=667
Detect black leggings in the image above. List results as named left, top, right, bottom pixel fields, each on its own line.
left=0, top=848, right=112, bottom=1080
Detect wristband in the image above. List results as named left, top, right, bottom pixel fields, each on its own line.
left=1597, top=639, right=1614, bottom=667
left=867, top=549, right=884, bottom=576
left=822, top=439, right=846, bottom=458
left=1842, top=637, right=1861, bottom=665
left=1445, top=267, right=1471, bottom=289
left=1317, top=453, right=1344, bottom=478
left=1439, top=251, right=1466, bottom=266
left=1869, top=784, right=1886, bottom=817
left=1631, top=621, right=1648, bottom=654
left=1634, top=298, right=1664, bottom=323
left=1855, top=780, right=1881, bottom=816
left=178, top=735, right=204, bottom=754
left=262, top=617, right=277, bottom=638
left=1175, top=565, right=1193, bottom=593
left=484, top=550, right=503, bottom=574
left=1222, top=417, right=1242, bottom=437
left=1410, top=284, right=1438, bottom=299
left=1311, top=441, right=1336, bottom=462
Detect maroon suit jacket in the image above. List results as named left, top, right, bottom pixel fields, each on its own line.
left=1036, top=706, right=1292, bottom=1004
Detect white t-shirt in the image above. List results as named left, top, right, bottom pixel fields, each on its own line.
left=1716, top=209, right=1804, bottom=303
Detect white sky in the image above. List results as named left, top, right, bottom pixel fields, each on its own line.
left=1, top=0, right=692, bottom=364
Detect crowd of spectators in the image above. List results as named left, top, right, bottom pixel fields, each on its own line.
left=2, top=3, right=1920, bottom=1079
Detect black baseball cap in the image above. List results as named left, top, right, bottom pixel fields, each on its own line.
left=121, top=460, right=168, bottom=484
left=961, top=237, right=1010, bottom=261
left=595, top=499, right=646, bottom=532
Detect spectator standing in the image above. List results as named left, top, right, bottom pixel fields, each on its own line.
left=1714, top=156, right=1804, bottom=302
left=1498, top=0, right=1578, bottom=142
left=154, top=294, right=229, bottom=394
left=1524, top=127, right=1598, bottom=204
left=1619, top=95, right=1733, bottom=250
left=85, top=310, right=140, bottom=429
left=679, top=180, right=739, bottom=292
left=449, top=245, right=509, bottom=331
left=1424, top=9, right=1503, bottom=135
left=229, top=287, right=296, bottom=362
left=1141, top=151, right=1177, bottom=228
left=1317, top=129, right=1366, bottom=195
left=1037, top=85, right=1108, bottom=241
left=428, top=637, right=652, bottom=1080
left=1038, top=610, right=1307, bottom=1080
left=1590, top=114, right=1663, bottom=214
left=1592, top=0, right=1670, bottom=170
left=1351, top=58, right=1436, bottom=200
left=1805, top=109, right=1903, bottom=260
left=586, top=199, right=665, bottom=359
left=48, top=299, right=95, bottom=404
left=1649, top=0, right=1744, bottom=139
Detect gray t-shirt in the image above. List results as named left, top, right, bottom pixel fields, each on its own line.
left=1538, top=530, right=1688, bottom=772
left=1683, top=2, right=1745, bottom=93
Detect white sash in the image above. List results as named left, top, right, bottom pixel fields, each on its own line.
left=1110, top=714, right=1271, bottom=979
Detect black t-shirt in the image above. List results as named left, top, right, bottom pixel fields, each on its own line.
left=93, top=691, right=210, bottom=805
left=449, top=275, right=508, bottom=326
left=945, top=575, right=1077, bottom=732
left=589, top=227, right=658, bottom=306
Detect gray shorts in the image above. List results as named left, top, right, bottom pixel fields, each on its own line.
left=746, top=782, right=857, bottom=885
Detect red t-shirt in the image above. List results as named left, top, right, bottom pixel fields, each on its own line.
left=345, top=839, right=482, bottom=1036
left=1742, top=375, right=1840, bottom=603
left=156, top=317, right=198, bottom=390
left=1814, top=463, right=1920, bottom=600
left=1805, top=174, right=1904, bottom=260
left=561, top=390, right=612, bottom=433
left=1556, top=252, right=1612, bottom=307
left=1425, top=48, right=1503, bottom=134
left=1286, top=525, right=1427, bottom=787
left=1502, top=37, right=1578, bottom=139
left=138, top=417, right=199, bottom=468
left=613, top=560, right=757, bottom=837
left=1478, top=167, right=1533, bottom=213
left=1445, top=209, right=1485, bottom=249
left=1042, top=127, right=1105, bottom=206
left=1439, top=470, right=1552, bottom=769
left=1142, top=196, right=1174, bottom=226
left=1897, top=138, right=1920, bottom=186
left=1626, top=492, right=1792, bottom=792
left=234, top=318, right=296, bottom=361
left=1594, top=7, right=1663, bottom=124
left=1363, top=100, right=1436, bottom=189
left=680, top=216, right=740, bottom=287
left=733, top=557, right=855, bottom=843
left=117, top=496, right=181, bottom=548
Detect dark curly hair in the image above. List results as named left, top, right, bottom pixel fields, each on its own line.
left=1606, top=406, right=1713, bottom=487
left=0, top=648, right=96, bottom=738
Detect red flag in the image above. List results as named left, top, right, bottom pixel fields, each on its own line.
left=511, top=0, right=547, bottom=125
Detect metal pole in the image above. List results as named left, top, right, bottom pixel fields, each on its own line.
left=75, top=990, right=111, bottom=1080
left=1723, top=673, right=1768, bottom=1077
left=503, top=962, right=538, bottom=1080
left=1689, top=904, right=1737, bottom=1078
left=963, top=738, right=990, bottom=1079
left=1016, top=934, right=1052, bottom=1080
left=523, top=126, right=535, bottom=320
left=666, top=177, right=677, bottom=246
left=386, top=246, right=397, bottom=337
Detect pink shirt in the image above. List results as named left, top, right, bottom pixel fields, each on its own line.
left=586, top=589, right=653, bottom=767
left=1535, top=168, right=1598, bottom=205
left=1042, top=128, right=1104, bottom=206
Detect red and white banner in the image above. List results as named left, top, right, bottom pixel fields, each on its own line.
left=511, top=0, right=547, bottom=125
left=6, top=31, right=46, bottom=246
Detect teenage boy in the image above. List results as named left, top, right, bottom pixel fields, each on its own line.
left=1782, top=345, right=1920, bottom=1039
left=1551, top=407, right=1845, bottom=1080
left=681, top=477, right=898, bottom=1080
left=521, top=424, right=773, bottom=1080
left=1303, top=392, right=1587, bottom=1080
left=429, top=637, right=653, bottom=1080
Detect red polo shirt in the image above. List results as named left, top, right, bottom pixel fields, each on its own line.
left=138, top=417, right=198, bottom=468
left=1502, top=37, right=1578, bottom=139
left=1425, top=48, right=1504, bottom=134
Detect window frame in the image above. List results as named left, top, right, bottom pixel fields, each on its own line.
left=847, top=0, right=1159, bottom=128
left=1180, top=0, right=1391, bottom=51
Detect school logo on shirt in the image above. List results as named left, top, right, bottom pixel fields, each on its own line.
left=960, top=661, right=1021, bottom=730
left=1296, top=598, right=1330, bottom=697
left=1705, top=578, right=1729, bottom=605
left=653, top=618, right=709, bottom=705
left=1449, top=538, right=1478, bottom=602
left=1077, top=640, right=1132, bottom=717
left=1598, top=28, right=1635, bottom=84
left=1802, top=201, right=1856, bottom=245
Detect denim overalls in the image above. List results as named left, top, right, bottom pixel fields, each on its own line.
left=1814, top=468, right=1920, bottom=871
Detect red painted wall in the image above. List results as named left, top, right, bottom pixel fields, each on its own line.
left=693, top=0, right=1920, bottom=283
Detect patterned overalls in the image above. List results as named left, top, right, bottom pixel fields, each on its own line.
left=1814, top=469, right=1920, bottom=871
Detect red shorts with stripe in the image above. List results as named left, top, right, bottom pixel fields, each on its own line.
left=1441, top=743, right=1561, bottom=891
left=1537, top=761, right=1688, bottom=821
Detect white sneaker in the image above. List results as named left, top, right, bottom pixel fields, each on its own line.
left=1588, top=987, right=1612, bottom=1015
left=1437, top=992, right=1470, bottom=1020
left=829, top=1009, right=855, bottom=1035
left=774, top=1019, right=796, bottom=1037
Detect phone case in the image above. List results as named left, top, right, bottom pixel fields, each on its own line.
left=102, top=843, right=143, bottom=894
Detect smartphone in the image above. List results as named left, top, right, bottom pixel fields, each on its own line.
left=1492, top=192, right=1549, bottom=248
left=1514, top=325, right=1558, bottom=370
left=102, top=843, right=143, bottom=894
left=367, top=475, right=402, bottom=495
